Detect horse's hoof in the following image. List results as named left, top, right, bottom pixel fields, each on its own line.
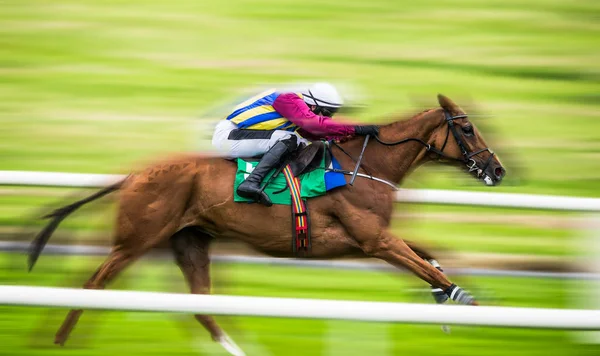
left=216, top=333, right=246, bottom=356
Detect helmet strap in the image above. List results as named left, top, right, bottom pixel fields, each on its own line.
left=307, top=89, right=338, bottom=117
left=307, top=90, right=324, bottom=114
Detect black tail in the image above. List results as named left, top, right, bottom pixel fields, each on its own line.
left=28, top=179, right=125, bottom=271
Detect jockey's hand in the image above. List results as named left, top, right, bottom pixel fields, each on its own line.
left=354, top=125, right=379, bottom=136
left=334, top=135, right=353, bottom=144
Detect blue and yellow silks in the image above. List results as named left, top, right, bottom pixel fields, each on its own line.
left=226, top=89, right=300, bottom=132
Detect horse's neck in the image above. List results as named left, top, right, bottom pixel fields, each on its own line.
left=339, top=110, right=442, bottom=185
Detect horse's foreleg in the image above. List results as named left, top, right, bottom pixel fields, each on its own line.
left=171, top=229, right=246, bottom=356
left=403, top=240, right=450, bottom=304
left=395, top=239, right=452, bottom=332
left=361, top=231, right=477, bottom=305
left=403, top=239, right=437, bottom=261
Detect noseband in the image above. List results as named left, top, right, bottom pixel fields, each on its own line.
left=438, top=110, right=495, bottom=177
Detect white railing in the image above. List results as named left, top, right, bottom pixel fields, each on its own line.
left=2, top=170, right=600, bottom=210
left=0, top=171, right=123, bottom=188
left=1, top=285, right=599, bottom=329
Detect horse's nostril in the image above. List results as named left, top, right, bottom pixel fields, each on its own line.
left=494, top=167, right=505, bottom=179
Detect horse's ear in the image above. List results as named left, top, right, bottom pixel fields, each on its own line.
left=437, top=94, right=459, bottom=112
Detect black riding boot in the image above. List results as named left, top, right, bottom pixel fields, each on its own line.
left=237, top=138, right=296, bottom=207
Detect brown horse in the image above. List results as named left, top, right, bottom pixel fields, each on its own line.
left=30, top=94, right=504, bottom=354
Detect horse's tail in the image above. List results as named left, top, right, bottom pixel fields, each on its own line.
left=28, top=178, right=127, bottom=271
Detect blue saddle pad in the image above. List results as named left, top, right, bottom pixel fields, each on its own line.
left=324, top=155, right=346, bottom=192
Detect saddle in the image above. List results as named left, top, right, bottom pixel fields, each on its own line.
left=288, top=141, right=331, bottom=177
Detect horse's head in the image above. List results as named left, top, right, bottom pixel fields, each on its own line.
left=430, top=94, right=505, bottom=186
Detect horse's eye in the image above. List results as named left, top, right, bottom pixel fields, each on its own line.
left=463, top=125, right=474, bottom=136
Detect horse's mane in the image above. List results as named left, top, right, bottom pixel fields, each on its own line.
left=342, top=107, right=441, bottom=145
left=381, top=107, right=439, bottom=129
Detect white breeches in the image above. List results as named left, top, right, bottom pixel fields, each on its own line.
left=211, top=120, right=308, bottom=158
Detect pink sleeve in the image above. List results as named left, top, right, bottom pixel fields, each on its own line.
left=272, top=93, right=356, bottom=138
left=296, top=128, right=351, bottom=142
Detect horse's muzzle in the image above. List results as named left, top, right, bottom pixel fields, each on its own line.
left=482, top=164, right=505, bottom=186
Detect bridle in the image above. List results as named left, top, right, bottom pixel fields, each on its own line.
left=329, top=109, right=496, bottom=189
left=374, top=109, right=495, bottom=180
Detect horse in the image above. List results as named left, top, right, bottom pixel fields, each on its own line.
left=29, top=94, right=505, bottom=355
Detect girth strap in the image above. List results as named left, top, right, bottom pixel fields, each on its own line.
left=282, top=164, right=311, bottom=256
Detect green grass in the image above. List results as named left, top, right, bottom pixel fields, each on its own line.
left=1, top=253, right=598, bottom=356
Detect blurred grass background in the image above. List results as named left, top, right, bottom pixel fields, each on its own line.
left=0, top=0, right=599, bottom=355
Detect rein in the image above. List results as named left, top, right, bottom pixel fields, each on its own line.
left=329, top=109, right=495, bottom=189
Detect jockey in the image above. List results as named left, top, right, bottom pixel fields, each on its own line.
left=212, top=82, right=379, bottom=206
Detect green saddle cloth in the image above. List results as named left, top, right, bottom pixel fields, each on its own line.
left=234, top=155, right=327, bottom=205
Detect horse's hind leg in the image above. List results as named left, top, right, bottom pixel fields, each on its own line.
left=55, top=223, right=182, bottom=345
left=170, top=228, right=245, bottom=356
left=54, top=247, right=138, bottom=345
left=170, top=229, right=221, bottom=337
left=55, top=208, right=181, bottom=345
left=55, top=167, right=196, bottom=346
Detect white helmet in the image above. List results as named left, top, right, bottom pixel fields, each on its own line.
left=302, top=82, right=344, bottom=110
